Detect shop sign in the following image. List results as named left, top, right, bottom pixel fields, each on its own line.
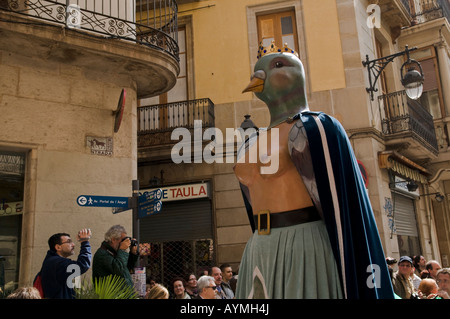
left=140, top=182, right=210, bottom=202
left=0, top=201, right=23, bottom=216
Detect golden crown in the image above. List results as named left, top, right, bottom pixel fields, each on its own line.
left=257, top=40, right=299, bottom=59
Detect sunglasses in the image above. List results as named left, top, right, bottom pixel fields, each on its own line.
left=206, top=286, right=217, bottom=290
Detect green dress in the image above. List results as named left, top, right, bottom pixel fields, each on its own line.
left=235, top=220, right=343, bottom=299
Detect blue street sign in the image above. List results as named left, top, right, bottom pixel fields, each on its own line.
left=77, top=195, right=129, bottom=208
left=138, top=200, right=162, bottom=218
left=139, top=188, right=163, bottom=205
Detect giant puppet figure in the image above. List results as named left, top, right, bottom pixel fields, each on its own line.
left=233, top=42, right=394, bottom=299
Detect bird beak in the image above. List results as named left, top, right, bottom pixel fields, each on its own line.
left=242, top=70, right=266, bottom=93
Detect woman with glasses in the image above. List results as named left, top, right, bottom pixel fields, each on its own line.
left=185, top=273, right=198, bottom=298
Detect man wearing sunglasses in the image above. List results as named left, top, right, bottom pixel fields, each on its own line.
left=40, top=229, right=92, bottom=299
left=195, top=275, right=217, bottom=299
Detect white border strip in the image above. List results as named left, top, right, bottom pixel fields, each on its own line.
left=313, top=115, right=347, bottom=298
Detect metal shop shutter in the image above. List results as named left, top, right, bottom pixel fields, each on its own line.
left=139, top=199, right=213, bottom=243
left=393, top=193, right=418, bottom=237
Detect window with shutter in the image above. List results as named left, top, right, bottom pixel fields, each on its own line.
left=393, top=192, right=422, bottom=257
left=257, top=10, right=299, bottom=53
left=410, top=47, right=445, bottom=119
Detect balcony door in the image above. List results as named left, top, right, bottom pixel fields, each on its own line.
left=410, top=47, right=445, bottom=120
left=140, top=27, right=188, bottom=130
left=257, top=10, right=299, bottom=53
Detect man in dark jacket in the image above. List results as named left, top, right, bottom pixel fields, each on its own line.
left=40, top=229, right=92, bottom=299
left=92, top=225, right=138, bottom=288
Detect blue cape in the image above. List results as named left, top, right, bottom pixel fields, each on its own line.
left=240, top=111, right=394, bottom=299
left=300, top=112, right=394, bottom=299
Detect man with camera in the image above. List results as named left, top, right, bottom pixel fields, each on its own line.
left=92, top=225, right=139, bottom=288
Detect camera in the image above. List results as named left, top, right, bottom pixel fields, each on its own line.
left=386, top=257, right=397, bottom=265
left=122, top=236, right=138, bottom=247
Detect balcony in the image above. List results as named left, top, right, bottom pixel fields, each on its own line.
left=368, top=0, right=412, bottom=37
left=177, top=0, right=209, bottom=4
left=410, top=0, right=450, bottom=25
left=378, top=90, right=439, bottom=159
left=0, top=0, right=179, bottom=98
left=138, top=98, right=215, bottom=152
left=1, top=0, right=178, bottom=58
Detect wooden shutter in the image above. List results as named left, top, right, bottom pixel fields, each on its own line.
left=420, top=58, right=439, bottom=92
left=257, top=10, right=298, bottom=52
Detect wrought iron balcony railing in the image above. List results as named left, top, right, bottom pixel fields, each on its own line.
left=409, top=0, right=450, bottom=24
left=0, top=0, right=179, bottom=60
left=138, top=98, right=215, bottom=148
left=378, top=90, right=439, bottom=155
left=401, top=0, right=411, bottom=14
left=138, top=98, right=215, bottom=134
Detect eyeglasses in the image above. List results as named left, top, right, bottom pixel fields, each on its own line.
left=60, top=240, right=73, bottom=245
left=206, top=286, right=217, bottom=290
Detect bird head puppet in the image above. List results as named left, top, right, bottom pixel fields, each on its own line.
left=238, top=41, right=396, bottom=300
left=242, top=41, right=308, bottom=127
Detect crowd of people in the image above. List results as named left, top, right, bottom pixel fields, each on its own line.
left=145, top=264, right=237, bottom=299
left=388, top=255, right=450, bottom=299
left=4, top=224, right=239, bottom=300
left=4, top=224, right=450, bottom=300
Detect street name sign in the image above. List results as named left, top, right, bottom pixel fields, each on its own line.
left=138, top=200, right=162, bottom=218
left=139, top=188, right=163, bottom=205
left=77, top=188, right=163, bottom=219
left=77, top=195, right=129, bottom=208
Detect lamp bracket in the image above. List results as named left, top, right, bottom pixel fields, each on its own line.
left=420, top=192, right=445, bottom=202
left=362, top=45, right=418, bottom=101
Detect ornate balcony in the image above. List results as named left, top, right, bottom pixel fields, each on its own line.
left=410, top=0, right=450, bottom=25
left=0, top=0, right=178, bottom=59
left=138, top=98, right=215, bottom=147
left=368, top=0, right=412, bottom=39
left=378, top=90, right=439, bottom=159
left=0, top=0, right=179, bottom=98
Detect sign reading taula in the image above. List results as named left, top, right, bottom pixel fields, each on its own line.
left=140, top=182, right=210, bottom=202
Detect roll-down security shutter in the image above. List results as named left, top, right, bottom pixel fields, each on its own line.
left=139, top=199, right=213, bottom=242
left=393, top=193, right=418, bottom=237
